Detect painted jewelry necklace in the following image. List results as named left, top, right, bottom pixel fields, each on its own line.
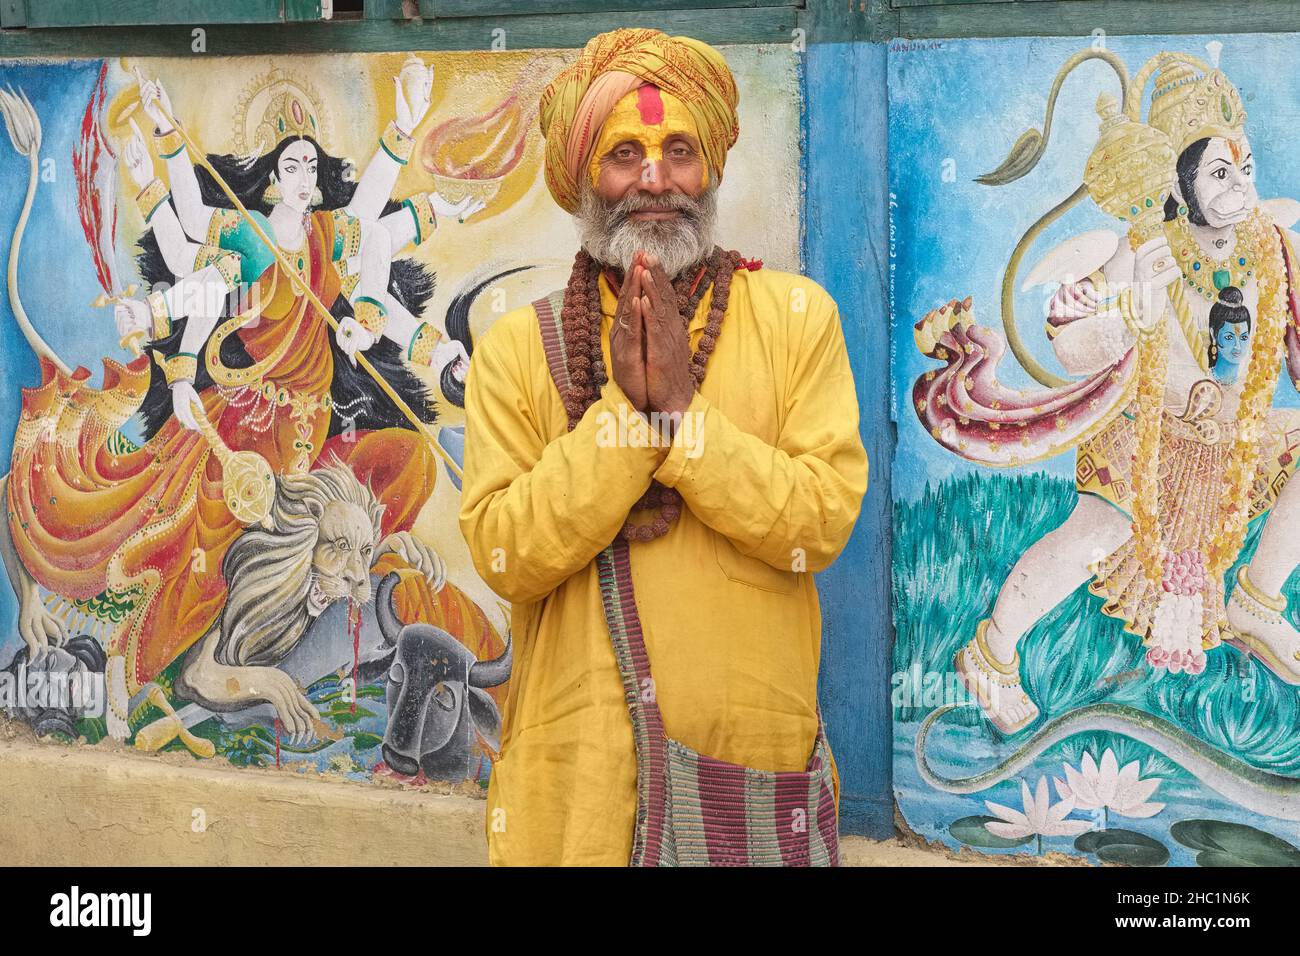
left=1165, top=213, right=1254, bottom=301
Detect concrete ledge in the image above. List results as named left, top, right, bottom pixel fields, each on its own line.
left=840, top=836, right=987, bottom=866
left=0, top=732, right=488, bottom=866
left=1, top=729, right=1020, bottom=867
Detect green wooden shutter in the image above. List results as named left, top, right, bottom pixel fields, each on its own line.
left=6, top=0, right=328, bottom=28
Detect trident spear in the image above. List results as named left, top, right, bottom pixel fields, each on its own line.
left=136, top=85, right=464, bottom=483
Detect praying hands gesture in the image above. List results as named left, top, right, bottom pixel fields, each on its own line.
left=609, top=251, right=695, bottom=423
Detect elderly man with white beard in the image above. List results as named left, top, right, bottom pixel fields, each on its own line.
left=458, top=28, right=868, bottom=866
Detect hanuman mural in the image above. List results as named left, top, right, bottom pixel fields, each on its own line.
left=0, top=57, right=521, bottom=780
left=908, top=45, right=1300, bottom=835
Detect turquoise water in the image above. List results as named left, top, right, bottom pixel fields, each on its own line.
left=895, top=717, right=1300, bottom=866
left=892, top=473, right=1300, bottom=864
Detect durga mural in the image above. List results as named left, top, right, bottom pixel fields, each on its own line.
left=0, top=54, right=551, bottom=782
left=895, top=40, right=1300, bottom=864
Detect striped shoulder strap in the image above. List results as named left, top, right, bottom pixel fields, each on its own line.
left=532, top=289, right=571, bottom=398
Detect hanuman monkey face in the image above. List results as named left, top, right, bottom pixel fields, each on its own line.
left=1189, top=136, right=1257, bottom=226
left=272, top=139, right=319, bottom=215
left=308, top=500, right=377, bottom=615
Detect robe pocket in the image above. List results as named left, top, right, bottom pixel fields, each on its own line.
left=713, top=534, right=799, bottom=594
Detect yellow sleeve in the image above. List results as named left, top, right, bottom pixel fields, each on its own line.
left=458, top=306, right=668, bottom=604
left=652, top=281, right=868, bottom=573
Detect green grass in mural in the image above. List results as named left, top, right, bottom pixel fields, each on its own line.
left=893, top=471, right=1300, bottom=775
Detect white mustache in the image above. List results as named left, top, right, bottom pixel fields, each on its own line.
left=607, top=192, right=702, bottom=225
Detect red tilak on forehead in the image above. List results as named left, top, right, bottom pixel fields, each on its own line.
left=637, top=85, right=665, bottom=125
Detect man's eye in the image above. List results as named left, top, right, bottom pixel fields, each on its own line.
left=1213, top=169, right=1226, bottom=180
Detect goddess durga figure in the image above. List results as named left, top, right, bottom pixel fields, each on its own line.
left=912, top=49, right=1300, bottom=734
left=2, top=62, right=488, bottom=734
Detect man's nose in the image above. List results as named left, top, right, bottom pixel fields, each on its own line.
left=639, top=159, right=671, bottom=194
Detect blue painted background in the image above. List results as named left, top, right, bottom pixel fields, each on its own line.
left=805, top=40, right=893, bottom=839
left=0, top=59, right=122, bottom=661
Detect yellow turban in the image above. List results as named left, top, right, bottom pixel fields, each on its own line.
left=539, top=28, right=740, bottom=213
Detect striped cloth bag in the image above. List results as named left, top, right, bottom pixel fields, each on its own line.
left=533, top=291, right=840, bottom=867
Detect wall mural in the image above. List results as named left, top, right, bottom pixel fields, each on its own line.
left=892, top=34, right=1300, bottom=865
left=0, top=48, right=800, bottom=786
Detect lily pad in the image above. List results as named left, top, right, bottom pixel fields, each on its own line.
left=1075, top=829, right=1169, bottom=867
left=350, top=732, right=382, bottom=752
left=949, top=815, right=1033, bottom=849
left=1171, top=820, right=1300, bottom=867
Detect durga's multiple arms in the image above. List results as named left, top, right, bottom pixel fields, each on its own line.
left=134, top=75, right=220, bottom=244
left=347, top=65, right=433, bottom=220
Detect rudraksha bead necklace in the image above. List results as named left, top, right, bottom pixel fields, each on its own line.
left=559, top=245, right=744, bottom=541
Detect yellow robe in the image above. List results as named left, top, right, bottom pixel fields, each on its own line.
left=458, top=266, right=868, bottom=865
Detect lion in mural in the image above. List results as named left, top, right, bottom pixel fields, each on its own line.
left=175, top=462, right=415, bottom=740
left=0, top=460, right=507, bottom=753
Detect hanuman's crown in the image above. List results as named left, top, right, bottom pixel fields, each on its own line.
left=1145, top=53, right=1247, bottom=155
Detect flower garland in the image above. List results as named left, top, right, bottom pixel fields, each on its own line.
left=1207, top=215, right=1288, bottom=576
left=559, top=246, right=743, bottom=541
left=1127, top=206, right=1287, bottom=665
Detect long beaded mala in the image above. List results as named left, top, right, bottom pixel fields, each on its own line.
left=559, top=245, right=744, bottom=541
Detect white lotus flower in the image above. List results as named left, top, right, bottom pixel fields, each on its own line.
left=1054, top=749, right=1165, bottom=820
left=984, top=777, right=1091, bottom=851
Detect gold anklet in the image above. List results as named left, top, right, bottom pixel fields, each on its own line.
left=1237, top=565, right=1286, bottom=613
left=973, top=618, right=1020, bottom=677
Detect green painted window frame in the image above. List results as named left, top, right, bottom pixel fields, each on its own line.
left=2, top=0, right=802, bottom=29
left=879, top=0, right=1300, bottom=39
left=3, top=1, right=327, bottom=29
left=7, top=0, right=1300, bottom=52
left=419, top=0, right=800, bottom=14
left=0, top=1, right=851, bottom=56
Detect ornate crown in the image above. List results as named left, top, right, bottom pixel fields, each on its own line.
left=1145, top=52, right=1247, bottom=155
left=1083, top=50, right=1249, bottom=235
left=233, top=67, right=328, bottom=161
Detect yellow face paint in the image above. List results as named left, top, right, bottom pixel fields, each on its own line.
left=588, top=85, right=709, bottom=191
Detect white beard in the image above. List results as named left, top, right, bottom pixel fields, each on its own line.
left=575, top=180, right=718, bottom=279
